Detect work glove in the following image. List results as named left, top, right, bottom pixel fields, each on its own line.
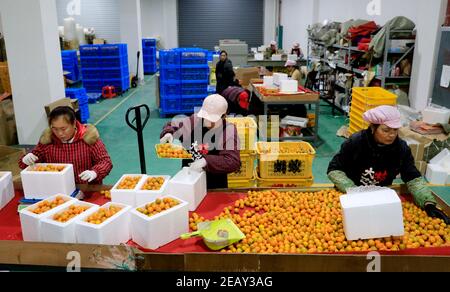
left=160, top=133, right=174, bottom=144
left=189, top=158, right=207, bottom=173
left=425, top=204, right=450, bottom=225
left=79, top=170, right=98, bottom=183
left=328, top=170, right=356, bottom=193
left=22, top=153, right=39, bottom=166
left=406, top=177, right=437, bottom=209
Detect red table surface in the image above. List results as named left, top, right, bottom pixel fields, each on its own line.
left=1, top=191, right=449, bottom=256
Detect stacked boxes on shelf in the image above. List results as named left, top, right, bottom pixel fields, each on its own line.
left=348, top=87, right=398, bottom=135
left=80, top=44, right=130, bottom=93
left=159, top=48, right=209, bottom=117
left=65, top=88, right=90, bottom=124
left=61, top=50, right=80, bottom=82
left=142, top=39, right=157, bottom=74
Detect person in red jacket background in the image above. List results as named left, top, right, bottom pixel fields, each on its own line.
left=19, top=106, right=113, bottom=184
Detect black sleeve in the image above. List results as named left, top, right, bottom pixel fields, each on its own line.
left=224, top=62, right=235, bottom=81
left=400, top=143, right=422, bottom=183
left=327, top=139, right=354, bottom=174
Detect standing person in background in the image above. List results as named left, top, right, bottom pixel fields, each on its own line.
left=215, top=50, right=235, bottom=94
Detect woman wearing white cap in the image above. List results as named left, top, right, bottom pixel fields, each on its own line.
left=160, top=95, right=241, bottom=189
left=285, top=60, right=302, bottom=84
left=328, top=106, right=449, bottom=223
left=291, top=43, right=303, bottom=59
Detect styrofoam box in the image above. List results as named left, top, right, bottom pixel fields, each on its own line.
left=280, top=80, right=298, bottom=93
left=422, top=107, right=450, bottom=125
left=263, top=76, right=274, bottom=87
left=21, top=163, right=76, bottom=200
left=273, top=73, right=288, bottom=86
left=426, top=149, right=450, bottom=185
left=111, top=174, right=146, bottom=207
left=288, top=54, right=298, bottom=61
left=271, top=54, right=282, bottom=61
left=254, top=53, right=264, bottom=61
left=76, top=202, right=131, bottom=245
left=340, top=189, right=404, bottom=241
left=281, top=116, right=309, bottom=128
left=166, top=167, right=207, bottom=212
left=130, top=196, right=189, bottom=250
left=19, top=194, right=77, bottom=242
left=0, top=172, right=14, bottom=210
left=40, top=201, right=99, bottom=244
left=135, top=175, right=171, bottom=206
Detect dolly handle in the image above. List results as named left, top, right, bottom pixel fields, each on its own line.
left=180, top=231, right=202, bottom=240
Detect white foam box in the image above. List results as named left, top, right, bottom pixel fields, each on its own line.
left=273, top=73, right=288, bottom=86
left=271, top=54, right=282, bottom=61
left=19, top=194, right=77, bottom=242
left=135, top=175, right=171, bottom=206
left=0, top=172, right=14, bottom=210
left=422, top=107, right=450, bottom=125
left=40, top=201, right=99, bottom=244
left=254, top=53, right=264, bottom=61
left=426, top=149, right=450, bottom=185
left=21, top=163, right=76, bottom=200
left=263, top=76, right=274, bottom=87
left=340, top=189, right=405, bottom=241
left=166, top=167, right=207, bottom=211
left=76, top=202, right=131, bottom=245
left=280, top=80, right=298, bottom=93
left=281, top=116, right=309, bottom=128
left=111, top=174, right=146, bottom=207
left=130, top=196, right=189, bottom=250
left=288, top=54, right=298, bottom=61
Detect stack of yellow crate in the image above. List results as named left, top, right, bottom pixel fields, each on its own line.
left=226, top=117, right=258, bottom=188
left=349, top=87, right=398, bottom=135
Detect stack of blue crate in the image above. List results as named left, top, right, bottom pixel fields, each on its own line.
left=61, top=50, right=81, bottom=82
left=79, top=44, right=130, bottom=94
left=142, top=39, right=157, bottom=74
left=159, top=48, right=209, bottom=117
left=65, top=88, right=90, bottom=124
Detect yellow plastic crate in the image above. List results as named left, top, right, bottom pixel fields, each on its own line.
left=228, top=177, right=257, bottom=189
left=352, top=87, right=398, bottom=107
left=256, top=142, right=315, bottom=179
left=227, top=117, right=258, bottom=151
left=349, top=111, right=370, bottom=129
left=256, top=170, right=314, bottom=188
left=348, top=123, right=363, bottom=135
left=228, top=151, right=256, bottom=180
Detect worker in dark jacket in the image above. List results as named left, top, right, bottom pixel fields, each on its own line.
left=160, top=94, right=241, bottom=189
left=215, top=50, right=235, bottom=94
left=328, top=105, right=449, bottom=224
left=221, top=86, right=251, bottom=115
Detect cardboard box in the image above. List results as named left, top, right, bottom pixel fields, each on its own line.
left=340, top=189, right=404, bottom=241
left=0, top=145, right=25, bottom=178
left=398, top=127, right=433, bottom=162
left=0, top=97, right=18, bottom=146
left=0, top=62, right=11, bottom=94
left=93, top=39, right=105, bottom=45
left=234, top=67, right=260, bottom=87
left=44, top=98, right=79, bottom=117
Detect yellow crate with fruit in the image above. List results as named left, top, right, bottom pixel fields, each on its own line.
left=226, top=117, right=257, bottom=152
left=256, top=142, right=315, bottom=179
left=228, top=151, right=256, bottom=180
left=256, top=170, right=314, bottom=188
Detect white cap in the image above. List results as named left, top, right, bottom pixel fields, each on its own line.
left=293, top=42, right=300, bottom=48
left=197, top=94, right=228, bottom=123
left=285, top=60, right=297, bottom=67
left=270, top=40, right=277, bottom=46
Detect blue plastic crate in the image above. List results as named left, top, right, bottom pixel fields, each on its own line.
left=100, top=56, right=129, bottom=68
left=65, top=88, right=88, bottom=104
left=62, top=50, right=77, bottom=58
left=99, top=67, right=129, bottom=79
left=142, top=39, right=157, bottom=48
left=80, top=45, right=101, bottom=57
left=181, top=65, right=209, bottom=81
left=79, top=103, right=90, bottom=122
left=144, top=64, right=158, bottom=75
left=181, top=81, right=208, bottom=96
left=160, top=81, right=181, bottom=97
left=182, top=95, right=205, bottom=111
left=160, top=67, right=181, bottom=81
left=179, top=49, right=208, bottom=66
left=160, top=97, right=182, bottom=112
left=81, top=69, right=101, bottom=80
left=160, top=50, right=180, bottom=67
left=80, top=57, right=102, bottom=69
left=143, top=47, right=156, bottom=55
left=100, top=44, right=128, bottom=57
left=83, top=79, right=104, bottom=93
left=87, top=93, right=102, bottom=104
left=207, top=85, right=216, bottom=95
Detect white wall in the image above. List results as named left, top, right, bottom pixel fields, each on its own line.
left=140, top=0, right=178, bottom=49
left=264, top=0, right=277, bottom=45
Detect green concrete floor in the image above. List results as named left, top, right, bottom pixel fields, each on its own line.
left=88, top=75, right=348, bottom=186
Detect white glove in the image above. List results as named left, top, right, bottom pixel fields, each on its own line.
left=160, top=133, right=174, bottom=144
left=189, top=158, right=207, bottom=172
left=22, top=153, right=38, bottom=166
left=79, top=170, right=98, bottom=183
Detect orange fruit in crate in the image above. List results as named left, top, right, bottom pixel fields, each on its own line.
left=141, top=177, right=165, bottom=191
left=137, top=198, right=180, bottom=217
left=86, top=205, right=123, bottom=225
left=53, top=205, right=91, bottom=223
left=117, top=176, right=142, bottom=190
left=31, top=196, right=67, bottom=214
left=100, top=190, right=111, bottom=199
left=32, top=165, right=66, bottom=172
left=156, top=144, right=192, bottom=159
